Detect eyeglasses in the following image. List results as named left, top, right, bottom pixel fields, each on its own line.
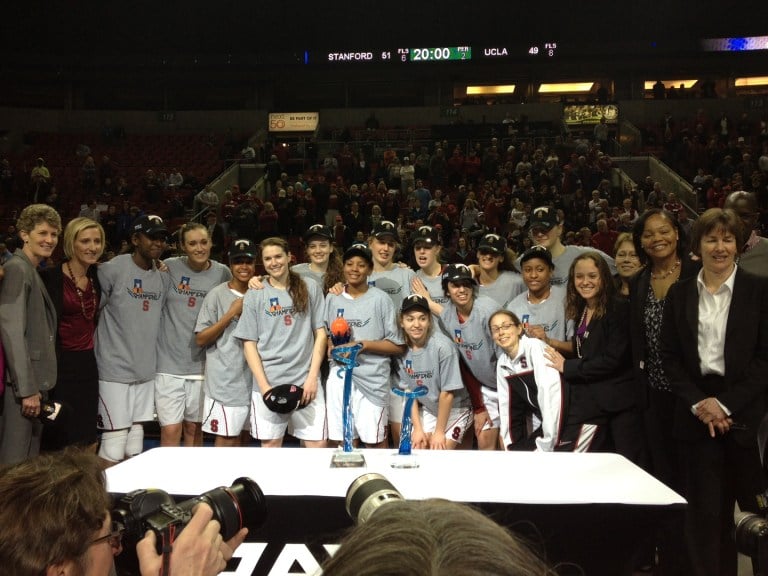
left=90, top=521, right=124, bottom=550
left=490, top=322, right=517, bottom=335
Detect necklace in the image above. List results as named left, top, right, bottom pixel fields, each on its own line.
left=575, top=306, right=592, bottom=359
left=66, top=261, right=97, bottom=320
left=650, top=259, right=680, bottom=280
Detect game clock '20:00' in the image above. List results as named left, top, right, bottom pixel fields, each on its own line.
left=409, top=46, right=472, bottom=62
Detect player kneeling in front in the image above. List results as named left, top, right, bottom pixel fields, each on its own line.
left=396, top=294, right=472, bottom=449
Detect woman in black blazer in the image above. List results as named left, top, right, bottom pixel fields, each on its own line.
left=40, top=217, right=104, bottom=451
left=629, top=209, right=700, bottom=487
left=661, top=208, right=768, bottom=576
left=629, top=208, right=699, bottom=575
left=546, top=251, right=645, bottom=463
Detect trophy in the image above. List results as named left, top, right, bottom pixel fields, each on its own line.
left=390, top=385, right=428, bottom=468
left=330, top=314, right=366, bottom=468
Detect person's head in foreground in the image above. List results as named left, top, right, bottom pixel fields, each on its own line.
left=321, top=498, right=552, bottom=576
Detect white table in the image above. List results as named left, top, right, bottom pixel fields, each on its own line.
left=107, top=447, right=684, bottom=505
left=108, top=448, right=685, bottom=576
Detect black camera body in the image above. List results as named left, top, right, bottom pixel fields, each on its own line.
left=113, top=477, right=266, bottom=551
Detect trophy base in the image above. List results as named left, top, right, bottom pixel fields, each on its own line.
left=390, top=452, right=420, bottom=469
left=330, top=449, right=366, bottom=468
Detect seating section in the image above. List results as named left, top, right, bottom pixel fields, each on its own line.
left=1, top=132, right=229, bottom=225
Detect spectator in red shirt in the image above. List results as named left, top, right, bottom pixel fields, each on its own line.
left=590, top=219, right=619, bottom=254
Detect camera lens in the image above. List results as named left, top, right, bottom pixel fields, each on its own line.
left=193, top=477, right=267, bottom=539
left=734, top=511, right=768, bottom=558
left=346, top=473, right=404, bottom=524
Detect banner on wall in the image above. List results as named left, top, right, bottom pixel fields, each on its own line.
left=268, top=112, right=319, bottom=132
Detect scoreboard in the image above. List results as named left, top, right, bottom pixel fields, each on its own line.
left=312, top=43, right=559, bottom=64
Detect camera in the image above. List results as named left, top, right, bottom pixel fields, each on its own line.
left=345, top=473, right=404, bottom=524
left=113, top=477, right=266, bottom=549
left=734, top=510, right=768, bottom=574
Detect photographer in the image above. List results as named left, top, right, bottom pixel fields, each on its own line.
left=0, top=449, right=247, bottom=576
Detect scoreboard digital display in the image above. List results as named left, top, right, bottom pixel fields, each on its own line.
left=313, top=43, right=558, bottom=64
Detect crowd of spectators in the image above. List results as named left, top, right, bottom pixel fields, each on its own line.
left=204, top=118, right=766, bottom=269
left=643, top=108, right=768, bottom=205
left=0, top=108, right=766, bottom=276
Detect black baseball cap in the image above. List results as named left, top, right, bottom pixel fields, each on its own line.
left=520, top=245, right=554, bottom=269
left=262, top=384, right=303, bottom=414
left=477, top=233, right=506, bottom=254
left=528, top=206, right=560, bottom=231
left=131, top=214, right=167, bottom=237
left=303, top=223, right=334, bottom=242
left=343, top=243, right=373, bottom=267
left=441, top=263, right=476, bottom=290
left=372, top=220, right=397, bottom=240
left=401, top=293, right=430, bottom=314
left=412, top=225, right=441, bottom=246
left=229, top=238, right=257, bottom=261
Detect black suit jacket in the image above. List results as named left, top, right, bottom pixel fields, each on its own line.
left=660, top=267, right=768, bottom=444
left=564, top=297, right=636, bottom=419
left=628, top=256, right=701, bottom=409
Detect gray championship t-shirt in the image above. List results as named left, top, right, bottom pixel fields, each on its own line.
left=195, top=283, right=253, bottom=406
left=325, top=287, right=404, bottom=407
left=233, top=276, right=325, bottom=387
left=95, top=254, right=166, bottom=383
left=368, top=266, right=416, bottom=310
left=291, top=262, right=324, bottom=289
left=396, top=331, right=469, bottom=416
left=438, top=295, right=499, bottom=389
left=506, top=284, right=572, bottom=342
left=415, top=268, right=450, bottom=307
left=156, top=257, right=231, bottom=375
left=478, top=270, right=526, bottom=308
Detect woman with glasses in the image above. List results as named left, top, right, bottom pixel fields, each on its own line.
left=613, top=232, right=642, bottom=297
left=491, top=310, right=571, bottom=451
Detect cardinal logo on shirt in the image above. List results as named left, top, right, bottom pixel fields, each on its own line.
left=520, top=355, right=528, bottom=370
left=269, top=297, right=282, bottom=312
